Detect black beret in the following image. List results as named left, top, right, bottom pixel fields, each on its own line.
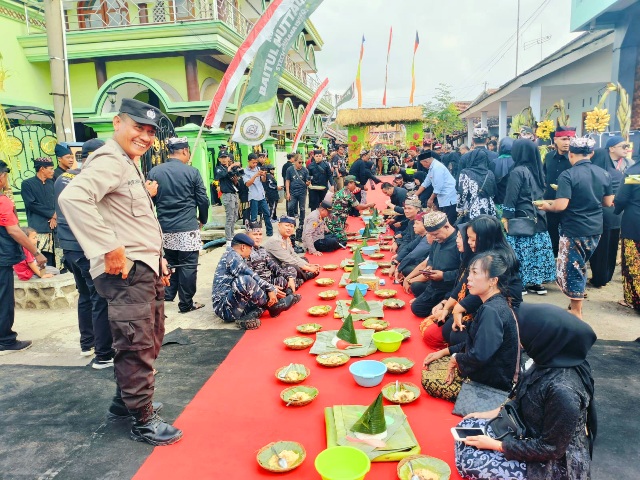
left=119, top=98, right=161, bottom=128
left=319, top=200, right=332, bottom=210
left=231, top=233, right=254, bottom=247
left=54, top=143, right=72, bottom=158
left=279, top=216, right=296, bottom=225
left=417, top=151, right=433, bottom=162
left=81, top=139, right=105, bottom=159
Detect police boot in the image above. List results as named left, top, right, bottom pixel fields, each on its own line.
left=295, top=227, right=303, bottom=242
left=130, top=401, right=183, bottom=446
left=107, top=386, right=164, bottom=421
left=267, top=294, right=299, bottom=318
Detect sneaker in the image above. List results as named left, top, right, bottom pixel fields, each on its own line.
left=0, top=340, right=32, bottom=354
left=526, top=285, right=547, bottom=295
left=293, top=246, right=305, bottom=254
left=92, top=357, right=115, bottom=369
left=521, top=289, right=528, bottom=296
left=81, top=347, right=95, bottom=357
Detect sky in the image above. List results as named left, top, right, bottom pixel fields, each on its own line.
left=309, top=0, right=581, bottom=108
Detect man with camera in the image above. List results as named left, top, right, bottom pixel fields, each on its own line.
left=242, top=153, right=273, bottom=237
left=215, top=152, right=243, bottom=245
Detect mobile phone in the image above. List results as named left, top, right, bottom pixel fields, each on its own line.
left=451, top=427, right=485, bottom=441
left=123, top=258, right=135, bottom=277
left=420, top=269, right=432, bottom=276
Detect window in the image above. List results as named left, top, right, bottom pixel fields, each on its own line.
left=78, top=0, right=130, bottom=28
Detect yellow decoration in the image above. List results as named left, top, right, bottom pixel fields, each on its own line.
left=0, top=53, right=10, bottom=93
left=596, top=82, right=632, bottom=141
left=584, top=107, right=611, bottom=134
left=535, top=120, right=555, bottom=141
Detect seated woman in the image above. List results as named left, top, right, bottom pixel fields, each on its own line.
left=454, top=302, right=597, bottom=480
left=420, top=215, right=522, bottom=350
left=422, top=252, right=520, bottom=399
left=245, top=220, right=302, bottom=294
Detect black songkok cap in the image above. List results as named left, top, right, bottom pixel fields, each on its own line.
left=54, top=143, right=72, bottom=158
left=119, top=98, right=161, bottom=128
left=34, top=157, right=54, bottom=169
left=231, top=233, right=255, bottom=247
left=417, top=150, right=433, bottom=162
left=81, top=139, right=105, bottom=159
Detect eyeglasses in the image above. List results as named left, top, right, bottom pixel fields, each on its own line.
left=619, top=144, right=631, bottom=149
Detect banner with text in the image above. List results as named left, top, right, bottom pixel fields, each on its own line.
left=292, top=78, right=329, bottom=151
left=232, top=0, right=323, bottom=146
left=203, top=0, right=297, bottom=128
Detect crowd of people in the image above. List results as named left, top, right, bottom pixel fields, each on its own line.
left=0, top=95, right=636, bottom=478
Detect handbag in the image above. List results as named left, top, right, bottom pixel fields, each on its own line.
left=506, top=169, right=537, bottom=237
left=421, top=357, right=463, bottom=402
left=451, top=309, right=521, bottom=417
left=486, top=400, right=527, bottom=440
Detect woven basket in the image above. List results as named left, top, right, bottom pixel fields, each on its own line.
left=275, top=365, right=310, bottom=384
left=256, top=440, right=306, bottom=473
left=283, top=337, right=314, bottom=350
left=280, top=385, right=318, bottom=407
left=382, top=382, right=421, bottom=404
left=396, top=454, right=451, bottom=479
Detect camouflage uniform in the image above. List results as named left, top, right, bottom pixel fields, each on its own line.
left=211, top=247, right=276, bottom=322
left=247, top=246, right=302, bottom=290
left=326, top=187, right=359, bottom=242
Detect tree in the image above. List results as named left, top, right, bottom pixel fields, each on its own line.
left=422, top=83, right=464, bottom=143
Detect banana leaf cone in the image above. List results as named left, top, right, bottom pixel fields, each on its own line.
left=336, top=314, right=358, bottom=344
left=352, top=392, right=387, bottom=435
left=360, top=237, right=368, bottom=247
left=372, top=207, right=379, bottom=221
left=368, top=218, right=376, bottom=232
left=349, top=286, right=370, bottom=313
left=352, top=247, right=365, bottom=266
left=348, top=261, right=361, bottom=283
left=363, top=224, right=371, bottom=239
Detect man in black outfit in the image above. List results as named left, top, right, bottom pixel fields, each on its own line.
left=542, top=126, right=575, bottom=256
left=147, top=137, right=209, bottom=313
left=214, top=152, right=242, bottom=245
left=53, top=143, right=75, bottom=180
left=307, top=149, right=333, bottom=211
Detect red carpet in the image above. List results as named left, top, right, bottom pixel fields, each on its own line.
left=134, top=182, right=464, bottom=480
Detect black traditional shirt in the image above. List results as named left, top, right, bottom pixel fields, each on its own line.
left=20, top=176, right=55, bottom=233
left=543, top=150, right=571, bottom=200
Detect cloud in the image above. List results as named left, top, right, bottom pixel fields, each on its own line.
left=309, top=0, right=579, bottom=108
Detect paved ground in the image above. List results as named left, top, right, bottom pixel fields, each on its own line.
left=2, top=236, right=639, bottom=368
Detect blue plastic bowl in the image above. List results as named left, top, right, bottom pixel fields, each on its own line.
left=361, top=246, right=379, bottom=255
left=358, top=228, right=365, bottom=235
left=361, top=216, right=372, bottom=223
left=345, top=283, right=368, bottom=297
left=349, top=360, right=387, bottom=387
left=359, top=263, right=379, bottom=275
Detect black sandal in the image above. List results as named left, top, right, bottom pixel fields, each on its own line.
left=178, top=302, right=205, bottom=314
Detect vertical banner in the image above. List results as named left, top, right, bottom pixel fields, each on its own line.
left=203, top=0, right=297, bottom=128
left=356, top=35, right=365, bottom=108
left=292, top=78, right=329, bottom=152
left=232, top=0, right=324, bottom=145
left=382, top=27, right=393, bottom=107
left=336, top=83, right=355, bottom=108
left=409, top=31, right=419, bottom=105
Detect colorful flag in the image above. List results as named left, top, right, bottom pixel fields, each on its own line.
left=230, top=0, right=324, bottom=145
left=383, top=27, right=393, bottom=106
left=336, top=83, right=355, bottom=108
left=203, top=0, right=299, bottom=128
left=292, top=78, right=329, bottom=152
left=410, top=31, right=419, bottom=105
left=355, top=35, right=365, bottom=108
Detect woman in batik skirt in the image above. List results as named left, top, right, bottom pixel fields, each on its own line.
left=614, top=160, right=640, bottom=311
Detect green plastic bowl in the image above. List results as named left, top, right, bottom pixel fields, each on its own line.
left=315, top=446, right=371, bottom=480
left=372, top=330, right=404, bottom=353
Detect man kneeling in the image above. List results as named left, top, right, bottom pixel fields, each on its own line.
left=211, top=233, right=298, bottom=329
left=303, top=200, right=341, bottom=255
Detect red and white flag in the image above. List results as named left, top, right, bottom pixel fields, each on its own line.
left=203, top=0, right=296, bottom=128
left=292, top=78, right=329, bottom=152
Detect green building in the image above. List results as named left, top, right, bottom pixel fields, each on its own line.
left=0, top=0, right=334, bottom=216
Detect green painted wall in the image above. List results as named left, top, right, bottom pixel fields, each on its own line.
left=69, top=62, right=98, bottom=109
left=107, top=57, right=188, bottom=102
left=197, top=60, right=224, bottom=86
left=0, top=16, right=51, bottom=108
left=346, top=125, right=367, bottom=163
left=405, top=122, right=423, bottom=148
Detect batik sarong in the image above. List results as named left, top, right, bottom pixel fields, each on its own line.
left=556, top=234, right=600, bottom=299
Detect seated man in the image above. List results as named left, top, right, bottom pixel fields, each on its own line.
left=211, top=233, right=297, bottom=330
left=263, top=216, right=320, bottom=282
left=390, top=197, right=422, bottom=257
left=303, top=200, right=341, bottom=256
left=325, top=175, right=375, bottom=243
left=405, top=211, right=460, bottom=318
left=389, top=213, right=430, bottom=282
left=245, top=220, right=302, bottom=293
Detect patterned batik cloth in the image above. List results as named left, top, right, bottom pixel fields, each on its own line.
left=507, top=231, right=556, bottom=286
left=621, top=238, right=640, bottom=310
left=454, top=418, right=527, bottom=480
left=456, top=173, right=497, bottom=220
left=162, top=230, right=202, bottom=251
left=556, top=234, right=600, bottom=299
left=36, top=232, right=53, bottom=254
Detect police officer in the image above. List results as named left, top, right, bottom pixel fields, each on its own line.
left=303, top=200, right=341, bottom=255
left=59, top=98, right=182, bottom=446
left=0, top=160, right=47, bottom=353
left=147, top=137, right=209, bottom=313
left=307, top=149, right=334, bottom=211
left=211, top=233, right=296, bottom=329
left=54, top=139, right=116, bottom=368
left=214, top=151, right=242, bottom=245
